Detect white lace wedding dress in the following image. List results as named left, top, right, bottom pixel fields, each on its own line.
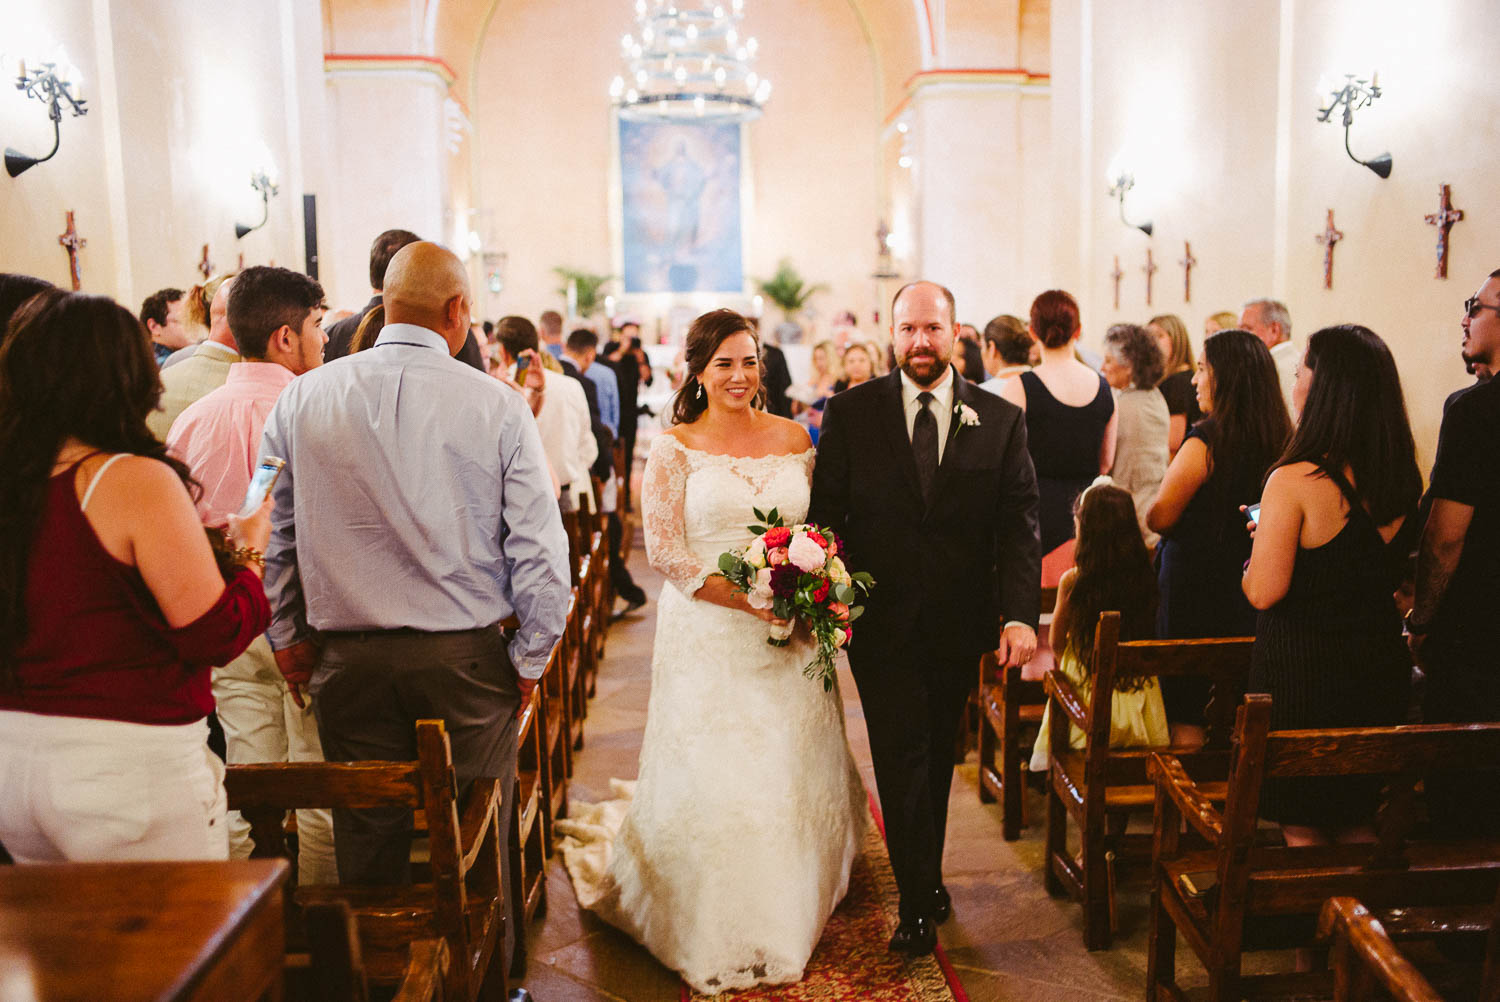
left=556, top=434, right=866, bottom=994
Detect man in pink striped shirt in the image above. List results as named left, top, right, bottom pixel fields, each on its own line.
left=166, top=265, right=333, bottom=882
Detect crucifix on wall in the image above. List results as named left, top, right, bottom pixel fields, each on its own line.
left=1423, top=183, right=1464, bottom=280
left=1110, top=256, right=1124, bottom=310
left=1142, top=248, right=1159, bottom=307
left=1316, top=209, right=1344, bottom=290
left=1179, top=242, right=1198, bottom=303
left=198, top=244, right=214, bottom=280
left=57, top=211, right=86, bottom=291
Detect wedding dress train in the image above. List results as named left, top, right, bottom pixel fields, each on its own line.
left=556, top=434, right=866, bottom=994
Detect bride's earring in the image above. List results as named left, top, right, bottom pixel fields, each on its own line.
left=696, top=380, right=705, bottom=401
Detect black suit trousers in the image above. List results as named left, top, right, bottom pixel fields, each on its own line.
left=849, top=641, right=976, bottom=920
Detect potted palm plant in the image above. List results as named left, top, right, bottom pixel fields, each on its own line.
left=554, top=267, right=613, bottom=317
left=755, top=259, right=826, bottom=344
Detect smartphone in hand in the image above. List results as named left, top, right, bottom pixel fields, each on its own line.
left=239, top=457, right=286, bottom=517
left=1245, top=503, right=1262, bottom=524
left=515, top=352, right=531, bottom=377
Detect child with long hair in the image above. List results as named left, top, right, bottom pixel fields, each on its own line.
left=1030, top=478, right=1167, bottom=769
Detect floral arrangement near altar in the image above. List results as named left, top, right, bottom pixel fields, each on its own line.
left=717, top=507, right=875, bottom=691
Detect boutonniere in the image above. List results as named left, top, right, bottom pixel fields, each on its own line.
left=955, top=403, right=981, bottom=429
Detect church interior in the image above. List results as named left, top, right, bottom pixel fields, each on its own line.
left=2, top=1, right=1498, bottom=1000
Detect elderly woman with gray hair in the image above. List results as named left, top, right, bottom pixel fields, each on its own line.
left=1100, top=323, right=1170, bottom=547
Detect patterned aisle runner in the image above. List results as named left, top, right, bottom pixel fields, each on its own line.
left=682, top=795, right=969, bottom=1002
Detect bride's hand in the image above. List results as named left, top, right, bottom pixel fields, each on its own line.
left=744, top=598, right=791, bottom=630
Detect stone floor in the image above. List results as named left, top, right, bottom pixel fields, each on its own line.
left=514, top=540, right=1160, bottom=1001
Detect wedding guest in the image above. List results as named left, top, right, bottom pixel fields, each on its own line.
left=1240, top=298, right=1297, bottom=418
left=1409, top=272, right=1500, bottom=836
left=165, top=266, right=335, bottom=882
left=1241, top=325, right=1419, bottom=846
left=496, top=316, right=595, bottom=509
left=798, top=339, right=842, bottom=441
left=979, top=314, right=1032, bottom=396
left=1147, top=329, right=1291, bottom=745
left=0, top=290, right=270, bottom=862
left=1101, top=324, right=1169, bottom=547
left=348, top=304, right=386, bottom=354
left=1148, top=313, right=1201, bottom=458
left=1030, top=479, right=1166, bottom=769
left=835, top=340, right=880, bottom=391
left=1204, top=311, right=1238, bottom=336
left=140, top=288, right=191, bottom=367
left=148, top=275, right=240, bottom=440
left=1000, top=290, right=1117, bottom=560
left=956, top=322, right=985, bottom=382
left=160, top=274, right=234, bottom=370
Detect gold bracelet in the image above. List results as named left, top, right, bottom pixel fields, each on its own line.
left=231, top=546, right=266, bottom=567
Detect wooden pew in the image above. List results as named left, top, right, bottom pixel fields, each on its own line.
left=976, top=585, right=1058, bottom=839
left=542, top=605, right=574, bottom=817
left=1043, top=612, right=1253, bottom=950
left=289, top=900, right=450, bottom=1002
left=1147, top=695, right=1500, bottom=1002
left=508, top=683, right=548, bottom=977
left=1319, top=897, right=1446, bottom=1002
left=225, top=719, right=508, bottom=1002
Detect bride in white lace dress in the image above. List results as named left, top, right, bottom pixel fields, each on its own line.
left=556, top=310, right=866, bottom=994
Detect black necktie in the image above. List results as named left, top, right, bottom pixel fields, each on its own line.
left=913, top=391, right=938, bottom=502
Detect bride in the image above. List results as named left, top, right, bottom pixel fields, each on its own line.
left=556, top=309, right=867, bottom=994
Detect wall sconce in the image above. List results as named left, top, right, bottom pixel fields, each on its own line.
left=1315, top=72, right=1391, bottom=179
left=234, top=169, right=279, bottom=239
left=1105, top=158, right=1153, bottom=236
left=5, top=58, right=89, bottom=178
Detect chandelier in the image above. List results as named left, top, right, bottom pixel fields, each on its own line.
left=609, top=0, right=771, bottom=122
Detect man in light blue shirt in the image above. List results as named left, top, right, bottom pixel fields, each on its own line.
left=259, top=243, right=568, bottom=947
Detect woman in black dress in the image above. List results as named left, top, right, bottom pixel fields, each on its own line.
left=999, top=290, right=1117, bottom=558
left=1149, top=314, right=1201, bottom=459
left=1147, top=330, right=1291, bottom=745
left=1241, top=325, right=1420, bottom=843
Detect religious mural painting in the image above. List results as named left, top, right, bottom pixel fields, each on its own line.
left=619, top=119, right=743, bottom=294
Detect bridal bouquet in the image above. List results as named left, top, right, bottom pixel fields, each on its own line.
left=717, top=507, right=875, bottom=691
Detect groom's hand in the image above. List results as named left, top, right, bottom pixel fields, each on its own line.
left=995, top=623, right=1037, bottom=670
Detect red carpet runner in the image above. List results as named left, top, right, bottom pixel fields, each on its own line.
left=681, top=793, right=969, bottom=1001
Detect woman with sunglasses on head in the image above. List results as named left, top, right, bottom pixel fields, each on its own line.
left=1241, top=325, right=1420, bottom=847
left=0, top=290, right=271, bottom=863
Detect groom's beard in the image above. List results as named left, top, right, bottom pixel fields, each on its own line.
left=899, top=351, right=951, bottom=386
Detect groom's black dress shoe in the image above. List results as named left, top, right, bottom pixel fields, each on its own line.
left=933, top=885, right=952, bottom=924
left=888, top=916, right=937, bottom=956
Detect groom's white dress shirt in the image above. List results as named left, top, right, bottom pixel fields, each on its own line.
left=899, top=365, right=955, bottom=462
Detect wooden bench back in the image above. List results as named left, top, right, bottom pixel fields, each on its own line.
left=225, top=720, right=469, bottom=903
left=1088, top=611, right=1254, bottom=753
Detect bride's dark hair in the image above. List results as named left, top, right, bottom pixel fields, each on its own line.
left=671, top=309, right=766, bottom=425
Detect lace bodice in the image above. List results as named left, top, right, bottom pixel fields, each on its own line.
left=643, top=434, right=816, bottom=596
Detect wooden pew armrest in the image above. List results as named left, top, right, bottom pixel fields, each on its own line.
left=1044, top=669, right=1089, bottom=730
left=1149, top=752, right=1224, bottom=843
left=458, top=778, right=501, bottom=873
left=1317, top=897, right=1445, bottom=1002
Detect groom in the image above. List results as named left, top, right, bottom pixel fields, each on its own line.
left=810, top=280, right=1041, bottom=955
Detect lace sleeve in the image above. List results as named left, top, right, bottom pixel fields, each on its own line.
left=643, top=435, right=711, bottom=596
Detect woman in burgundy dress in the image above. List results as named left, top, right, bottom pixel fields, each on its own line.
left=0, top=290, right=271, bottom=862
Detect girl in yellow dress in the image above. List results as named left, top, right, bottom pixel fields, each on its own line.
left=1031, top=477, right=1168, bottom=770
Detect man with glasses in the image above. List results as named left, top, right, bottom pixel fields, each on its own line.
left=1408, top=269, right=1500, bottom=836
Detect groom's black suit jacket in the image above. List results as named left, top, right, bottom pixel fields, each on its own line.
left=809, top=368, right=1042, bottom=659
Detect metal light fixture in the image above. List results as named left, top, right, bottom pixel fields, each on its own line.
left=5, top=57, right=89, bottom=178
left=1315, top=71, right=1391, bottom=179
left=1105, top=157, right=1153, bottom=237
left=610, top=0, right=769, bottom=122
left=234, top=169, right=279, bottom=240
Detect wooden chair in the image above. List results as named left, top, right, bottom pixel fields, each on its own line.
left=1147, top=695, right=1500, bottom=1002
left=561, top=508, right=594, bottom=746
left=507, top=683, right=548, bottom=977
left=1043, top=611, right=1253, bottom=950
left=976, top=585, right=1058, bottom=839
left=288, top=901, right=449, bottom=1002
left=1319, top=897, right=1446, bottom=1002
left=225, top=719, right=508, bottom=1002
